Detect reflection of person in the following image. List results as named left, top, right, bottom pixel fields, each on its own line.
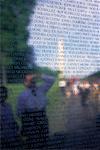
left=17, top=73, right=55, bottom=149
left=0, top=86, right=20, bottom=149
left=92, top=82, right=99, bottom=100
left=72, top=82, right=79, bottom=96
left=78, top=81, right=90, bottom=106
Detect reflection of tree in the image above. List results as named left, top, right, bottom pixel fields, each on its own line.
left=86, top=71, right=100, bottom=83
left=0, top=0, right=36, bottom=84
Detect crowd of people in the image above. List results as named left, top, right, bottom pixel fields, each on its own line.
left=0, top=74, right=99, bottom=149
left=65, top=79, right=100, bottom=106
left=0, top=73, right=55, bottom=149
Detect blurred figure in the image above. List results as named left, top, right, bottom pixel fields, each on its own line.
left=0, top=86, right=21, bottom=149
left=65, top=80, right=72, bottom=98
left=90, top=82, right=100, bottom=113
left=92, top=82, right=100, bottom=100
left=78, top=81, right=90, bottom=106
left=17, top=73, right=55, bottom=149
left=72, top=81, right=80, bottom=96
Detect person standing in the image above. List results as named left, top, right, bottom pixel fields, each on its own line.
left=17, top=73, right=55, bottom=149
left=0, top=86, right=21, bottom=149
left=78, top=81, right=90, bottom=106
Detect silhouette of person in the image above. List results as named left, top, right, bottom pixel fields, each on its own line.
left=78, top=81, right=90, bottom=106
left=17, top=73, right=55, bottom=149
left=0, top=86, right=21, bottom=149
